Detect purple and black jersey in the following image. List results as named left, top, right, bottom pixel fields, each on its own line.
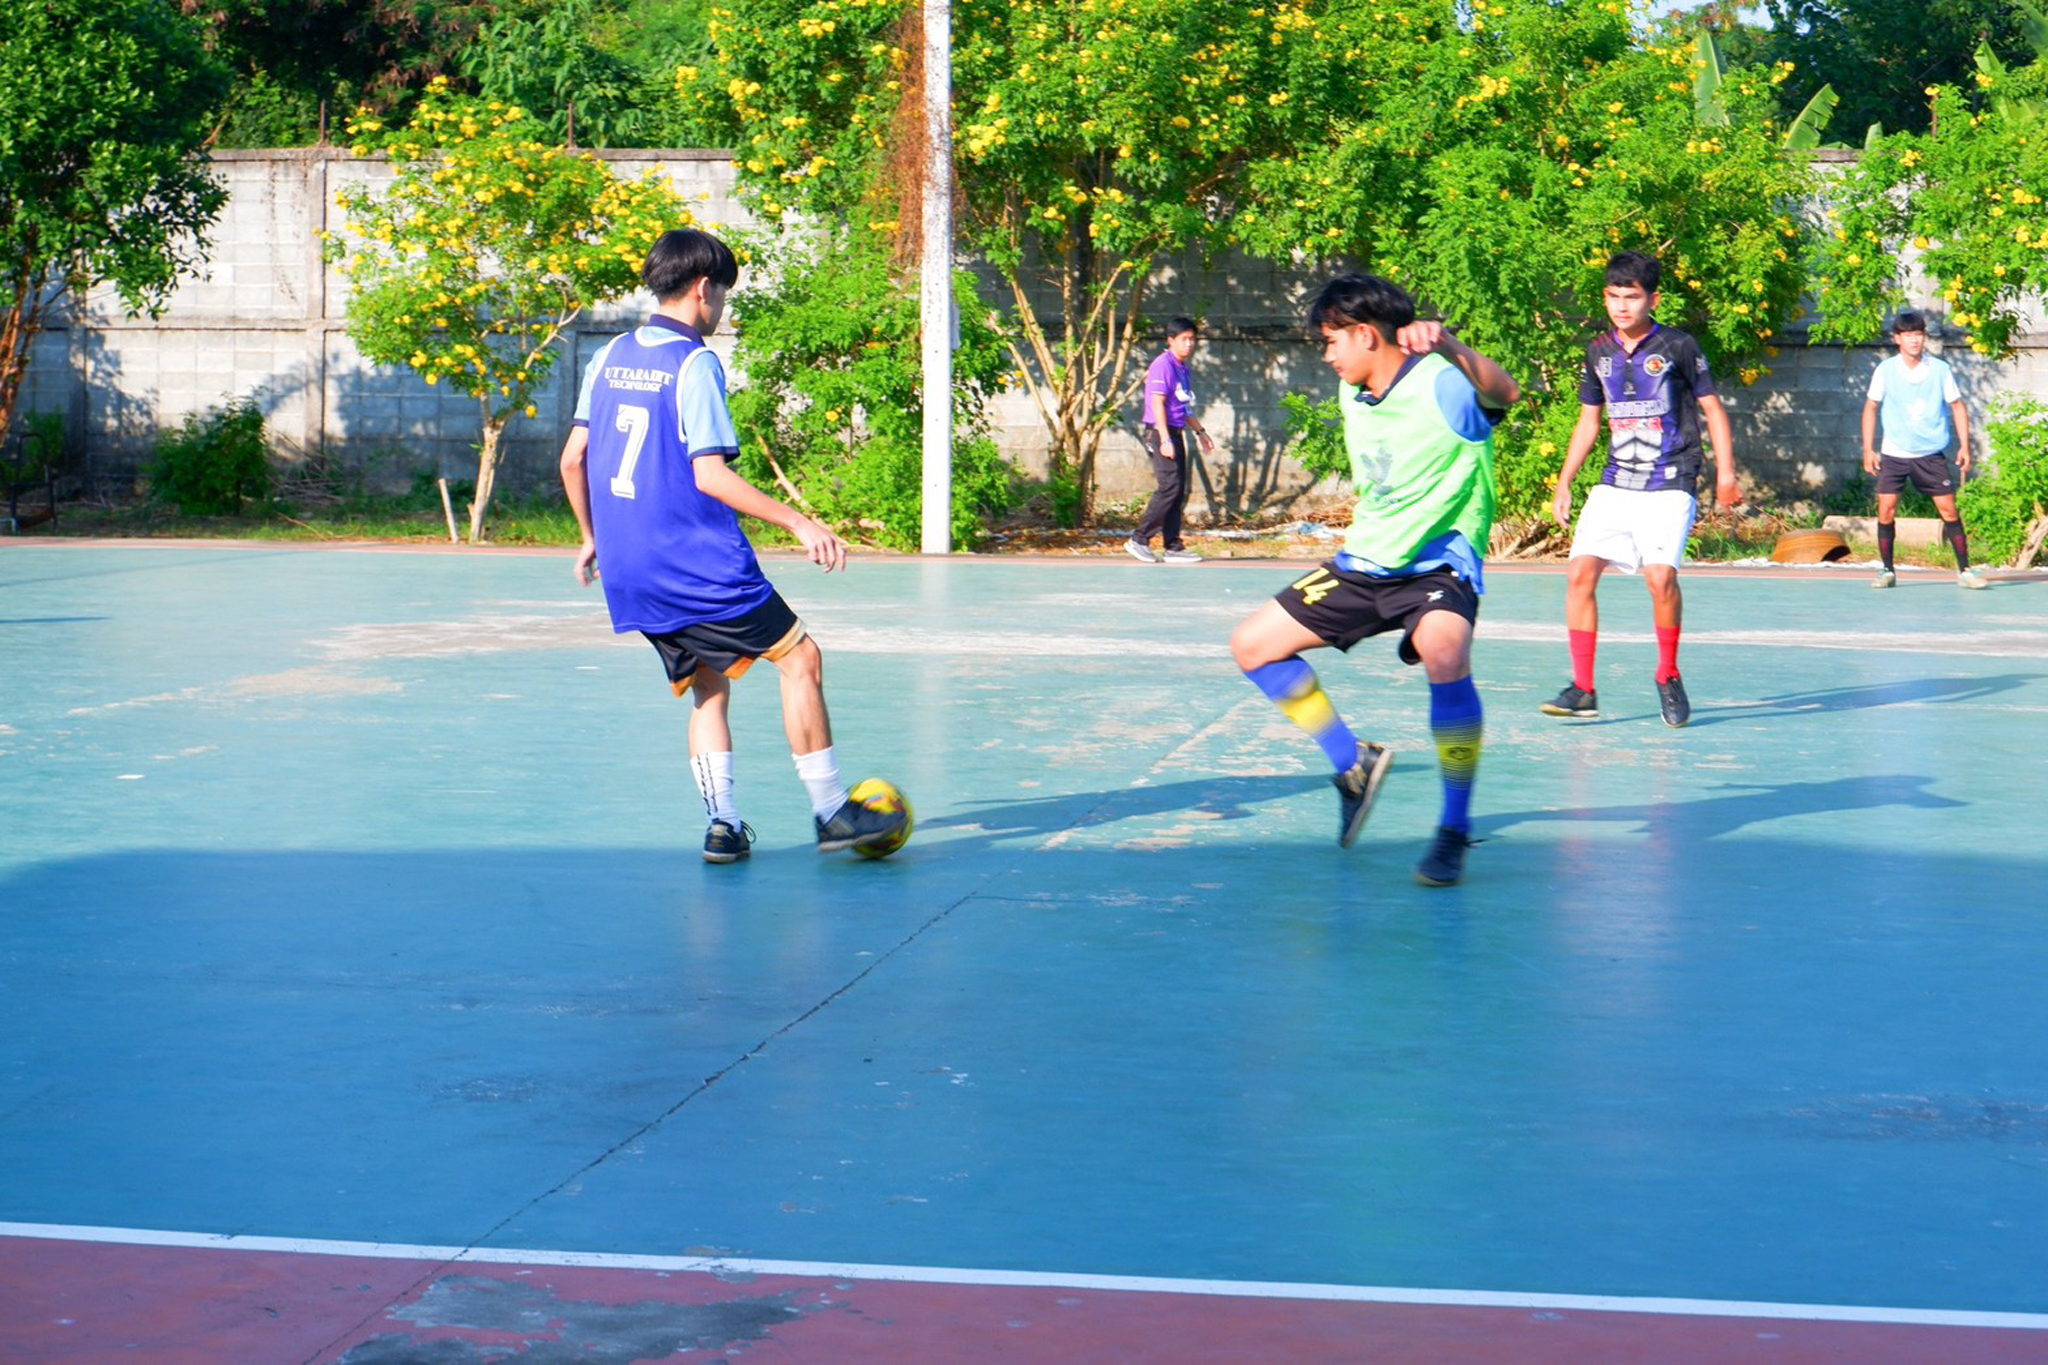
left=1578, top=324, right=1717, bottom=494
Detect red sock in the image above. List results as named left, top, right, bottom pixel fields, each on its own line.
left=1656, top=625, right=1681, bottom=683
left=1568, top=629, right=1597, bottom=692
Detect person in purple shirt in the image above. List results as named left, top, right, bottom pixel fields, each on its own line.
left=558, top=228, right=906, bottom=864
left=1125, top=316, right=1215, bottom=563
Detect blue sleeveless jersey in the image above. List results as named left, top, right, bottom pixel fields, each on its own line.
left=574, top=316, right=772, bottom=633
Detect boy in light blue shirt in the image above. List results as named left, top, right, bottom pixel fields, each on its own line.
left=1862, top=311, right=1985, bottom=589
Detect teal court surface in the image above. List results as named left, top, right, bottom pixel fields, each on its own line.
left=2, top=540, right=2046, bottom=1363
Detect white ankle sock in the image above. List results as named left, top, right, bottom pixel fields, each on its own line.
left=792, top=747, right=848, bottom=819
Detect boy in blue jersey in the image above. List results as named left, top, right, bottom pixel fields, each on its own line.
left=1544, top=251, right=1742, bottom=729
left=1229, top=273, right=1519, bottom=887
left=1862, top=311, right=1985, bottom=589
left=559, top=228, right=907, bottom=863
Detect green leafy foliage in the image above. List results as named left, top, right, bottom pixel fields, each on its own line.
left=4, top=412, right=66, bottom=504
left=728, top=229, right=1021, bottom=550
left=1808, top=50, right=2048, bottom=358
left=1961, top=395, right=2048, bottom=565
left=1235, top=0, right=1816, bottom=537
left=0, top=0, right=228, bottom=451
left=683, top=0, right=1365, bottom=516
left=149, top=397, right=273, bottom=515
left=1279, top=393, right=1345, bottom=484
left=329, top=81, right=692, bottom=540
left=1742, top=0, right=2044, bottom=138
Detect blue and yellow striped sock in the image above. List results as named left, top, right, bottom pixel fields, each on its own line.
left=1245, top=658, right=1359, bottom=772
left=1430, top=676, right=1483, bottom=833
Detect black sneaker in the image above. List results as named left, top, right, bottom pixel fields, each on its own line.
left=703, top=819, right=755, bottom=864
left=1331, top=741, right=1393, bottom=848
left=1656, top=674, right=1691, bottom=728
left=1414, top=825, right=1476, bottom=887
left=1539, top=683, right=1599, bottom=718
left=815, top=795, right=910, bottom=854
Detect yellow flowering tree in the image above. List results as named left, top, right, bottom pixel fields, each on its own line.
left=1808, top=54, right=2048, bottom=358
left=330, top=81, right=691, bottom=542
left=681, top=0, right=1372, bottom=516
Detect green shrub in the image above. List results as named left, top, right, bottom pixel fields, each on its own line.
left=1279, top=393, right=1345, bottom=483
left=4, top=411, right=65, bottom=500
left=1960, top=396, right=2048, bottom=566
left=149, top=396, right=271, bottom=515
left=730, top=227, right=1021, bottom=551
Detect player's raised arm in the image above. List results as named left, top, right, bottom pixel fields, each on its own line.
left=1394, top=321, right=1521, bottom=409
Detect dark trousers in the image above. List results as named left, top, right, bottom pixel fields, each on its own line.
left=1134, top=427, right=1190, bottom=550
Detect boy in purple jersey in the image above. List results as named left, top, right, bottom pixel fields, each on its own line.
left=1543, top=251, right=1742, bottom=729
left=1125, top=316, right=1215, bottom=564
left=559, top=228, right=907, bottom=863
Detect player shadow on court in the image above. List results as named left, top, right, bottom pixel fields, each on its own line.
left=0, top=616, right=111, bottom=627
left=1475, top=772, right=1963, bottom=842
left=917, top=774, right=1311, bottom=845
left=1643, top=673, right=2044, bottom=728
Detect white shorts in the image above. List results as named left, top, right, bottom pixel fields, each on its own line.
left=1568, top=485, right=1698, bottom=573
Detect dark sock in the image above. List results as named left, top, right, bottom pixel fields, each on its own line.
left=1877, top=521, right=1895, bottom=571
left=1944, top=518, right=1970, bottom=571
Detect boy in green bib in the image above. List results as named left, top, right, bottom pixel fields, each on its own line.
left=1229, top=273, right=1519, bottom=886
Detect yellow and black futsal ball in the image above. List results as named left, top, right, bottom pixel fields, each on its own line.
left=848, top=778, right=914, bottom=859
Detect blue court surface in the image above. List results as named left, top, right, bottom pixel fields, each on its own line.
left=2, top=541, right=2045, bottom=1363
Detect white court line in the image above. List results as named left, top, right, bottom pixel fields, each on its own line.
left=4, top=1221, right=2045, bottom=1332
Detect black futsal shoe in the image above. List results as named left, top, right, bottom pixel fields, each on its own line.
left=703, top=819, right=755, bottom=864
left=1656, top=674, right=1691, bottom=728
left=1539, top=683, right=1599, bottom=718
left=1332, top=741, right=1393, bottom=848
left=1414, top=825, right=1475, bottom=887
left=816, top=796, right=909, bottom=854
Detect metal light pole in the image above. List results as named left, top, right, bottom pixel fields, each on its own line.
left=919, top=0, right=954, bottom=554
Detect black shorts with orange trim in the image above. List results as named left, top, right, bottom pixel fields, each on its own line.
left=1274, top=562, right=1479, bottom=665
left=644, top=593, right=806, bottom=695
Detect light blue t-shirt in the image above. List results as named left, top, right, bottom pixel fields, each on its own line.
left=572, top=316, right=771, bottom=633
left=1867, top=354, right=1961, bottom=457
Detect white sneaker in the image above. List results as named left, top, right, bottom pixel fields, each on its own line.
left=1957, top=568, right=1989, bottom=590
left=1161, top=547, right=1203, bottom=563
left=1124, top=539, right=1160, bottom=563
left=1871, top=569, right=1895, bottom=589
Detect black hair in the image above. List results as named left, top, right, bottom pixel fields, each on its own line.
left=1306, top=272, right=1416, bottom=341
left=1167, top=315, right=1198, bottom=339
left=643, top=228, right=739, bottom=300
left=1891, top=310, right=1928, bottom=334
left=1604, top=251, right=1661, bottom=293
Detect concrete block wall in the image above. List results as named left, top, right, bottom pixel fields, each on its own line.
left=19, top=145, right=2048, bottom=516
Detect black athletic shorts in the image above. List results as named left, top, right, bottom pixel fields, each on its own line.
left=644, top=592, right=806, bottom=696
left=1876, top=453, right=1955, bottom=497
left=1274, top=562, right=1479, bottom=665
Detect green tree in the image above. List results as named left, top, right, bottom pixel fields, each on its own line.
left=1741, top=0, right=2043, bottom=138
left=1238, top=0, right=1819, bottom=539
left=189, top=0, right=497, bottom=147
left=683, top=0, right=1355, bottom=515
left=1808, top=39, right=2048, bottom=358
left=727, top=227, right=1020, bottom=549
left=0, top=0, right=229, bottom=454
left=329, top=81, right=692, bottom=541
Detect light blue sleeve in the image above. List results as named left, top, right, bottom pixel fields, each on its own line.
left=677, top=348, right=741, bottom=459
left=572, top=336, right=617, bottom=426
left=1434, top=365, right=1498, bottom=443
